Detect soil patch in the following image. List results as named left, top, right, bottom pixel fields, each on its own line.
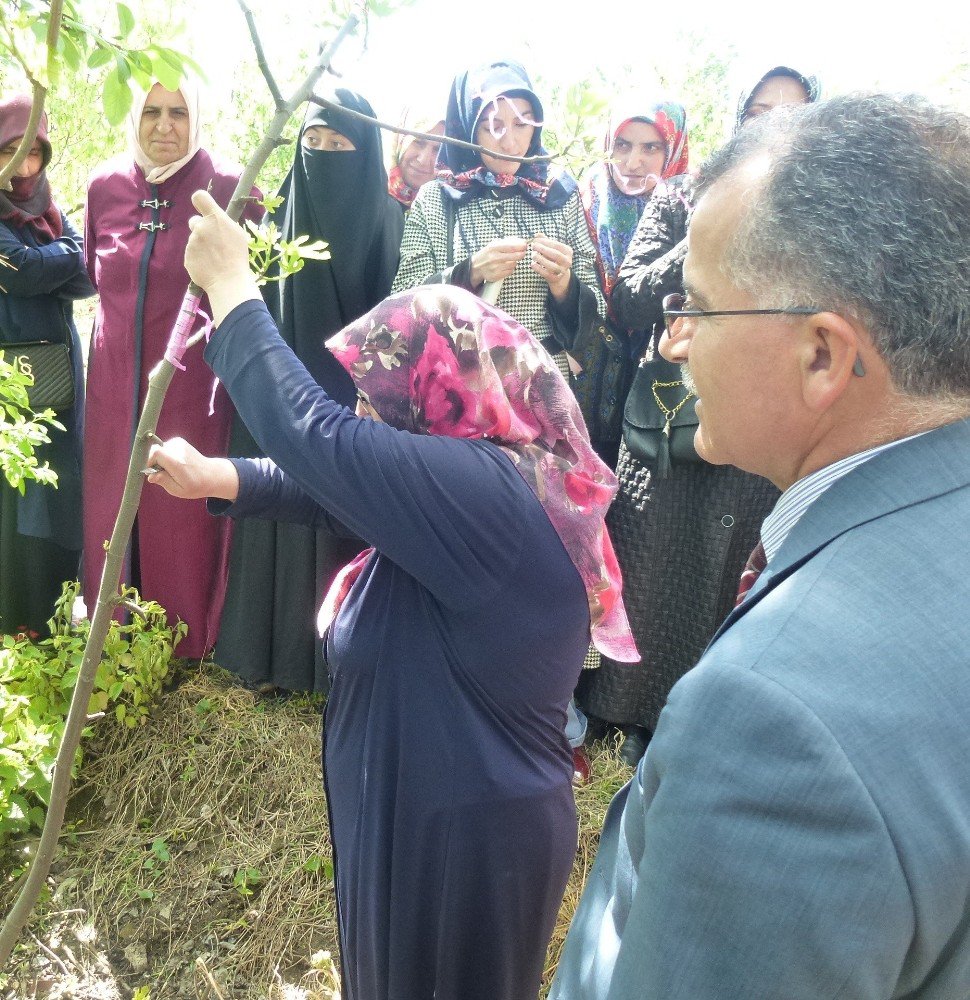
left=1, top=663, right=628, bottom=998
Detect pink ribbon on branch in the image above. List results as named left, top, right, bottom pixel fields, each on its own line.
left=164, top=289, right=213, bottom=371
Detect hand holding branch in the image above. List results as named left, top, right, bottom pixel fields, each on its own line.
left=146, top=437, right=239, bottom=502
left=185, top=189, right=261, bottom=324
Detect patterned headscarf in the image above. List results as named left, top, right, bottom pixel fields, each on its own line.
left=128, top=77, right=203, bottom=184
left=388, top=111, right=445, bottom=208
left=0, top=94, right=62, bottom=242
left=735, top=66, right=822, bottom=133
left=436, top=60, right=578, bottom=211
left=582, top=101, right=688, bottom=295
left=326, top=286, right=639, bottom=662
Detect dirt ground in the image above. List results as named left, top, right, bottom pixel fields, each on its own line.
left=0, top=662, right=628, bottom=999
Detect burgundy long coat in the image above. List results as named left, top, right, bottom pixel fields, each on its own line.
left=83, top=149, right=261, bottom=657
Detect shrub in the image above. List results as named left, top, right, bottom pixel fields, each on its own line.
left=0, top=581, right=186, bottom=849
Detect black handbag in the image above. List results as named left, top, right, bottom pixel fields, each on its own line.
left=622, top=350, right=700, bottom=479
left=1, top=340, right=75, bottom=411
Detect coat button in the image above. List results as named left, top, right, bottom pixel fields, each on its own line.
left=721, top=515, right=735, bottom=527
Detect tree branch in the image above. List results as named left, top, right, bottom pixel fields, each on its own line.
left=235, top=0, right=283, bottom=111
left=226, top=14, right=359, bottom=223
left=308, top=92, right=554, bottom=165
left=0, top=0, right=64, bottom=192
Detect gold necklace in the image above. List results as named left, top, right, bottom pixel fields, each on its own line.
left=651, top=379, right=695, bottom=436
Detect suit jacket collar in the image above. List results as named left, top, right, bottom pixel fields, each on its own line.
left=710, top=416, right=970, bottom=644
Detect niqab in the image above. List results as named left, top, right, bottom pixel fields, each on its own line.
left=266, top=88, right=402, bottom=407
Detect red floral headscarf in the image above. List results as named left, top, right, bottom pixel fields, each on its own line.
left=327, top=286, right=639, bottom=662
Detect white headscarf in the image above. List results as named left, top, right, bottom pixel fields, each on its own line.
left=128, top=77, right=203, bottom=184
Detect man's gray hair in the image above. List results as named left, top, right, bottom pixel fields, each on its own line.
left=696, top=94, right=970, bottom=398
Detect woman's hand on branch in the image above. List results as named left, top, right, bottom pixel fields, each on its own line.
left=530, top=233, right=573, bottom=302
left=185, top=189, right=261, bottom=325
left=146, top=437, right=240, bottom=502
left=469, top=237, right=527, bottom=288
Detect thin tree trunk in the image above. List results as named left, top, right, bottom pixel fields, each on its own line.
left=0, top=7, right=360, bottom=968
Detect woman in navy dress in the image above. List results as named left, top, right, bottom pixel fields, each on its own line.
left=0, top=95, right=94, bottom=636
left=148, top=190, right=637, bottom=1000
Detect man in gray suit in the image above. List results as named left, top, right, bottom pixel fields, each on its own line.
left=551, top=94, right=970, bottom=1000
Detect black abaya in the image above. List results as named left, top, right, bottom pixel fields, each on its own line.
left=215, top=89, right=404, bottom=691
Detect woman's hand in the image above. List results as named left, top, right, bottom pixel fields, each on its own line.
left=531, top=233, right=573, bottom=302
left=469, top=237, right=528, bottom=287
left=145, top=437, right=240, bottom=502
left=185, top=189, right=261, bottom=324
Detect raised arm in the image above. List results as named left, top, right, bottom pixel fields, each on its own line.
left=177, top=190, right=528, bottom=609
left=205, top=300, right=527, bottom=609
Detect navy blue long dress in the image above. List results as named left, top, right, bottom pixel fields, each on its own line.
left=205, top=300, right=588, bottom=1000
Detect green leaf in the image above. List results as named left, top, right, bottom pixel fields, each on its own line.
left=103, top=66, right=133, bottom=126
left=113, top=52, right=131, bottom=83
left=87, top=46, right=113, bottom=70
left=58, top=32, right=83, bottom=73
left=151, top=837, right=171, bottom=863
left=116, top=2, right=135, bottom=38
left=151, top=52, right=183, bottom=92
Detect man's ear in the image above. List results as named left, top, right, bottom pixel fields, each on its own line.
left=798, top=311, right=866, bottom=413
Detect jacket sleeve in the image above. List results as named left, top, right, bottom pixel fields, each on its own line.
left=52, top=213, right=97, bottom=300
left=0, top=217, right=93, bottom=299
left=391, top=183, right=476, bottom=291
left=599, top=660, right=913, bottom=1000
left=83, top=179, right=98, bottom=288
left=204, top=299, right=529, bottom=611
left=546, top=191, right=609, bottom=355
left=208, top=456, right=356, bottom=537
left=611, top=181, right=690, bottom=337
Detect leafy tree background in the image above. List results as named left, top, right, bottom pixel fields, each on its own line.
left=4, top=1, right=968, bottom=237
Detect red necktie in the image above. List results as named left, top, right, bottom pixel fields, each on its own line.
left=735, top=540, right=767, bottom=607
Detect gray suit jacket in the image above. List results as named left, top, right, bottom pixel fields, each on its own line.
left=552, top=418, right=970, bottom=1000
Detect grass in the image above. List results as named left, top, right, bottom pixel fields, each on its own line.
left=0, top=661, right=631, bottom=999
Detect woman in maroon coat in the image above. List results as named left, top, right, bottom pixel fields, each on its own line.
left=83, top=80, right=261, bottom=657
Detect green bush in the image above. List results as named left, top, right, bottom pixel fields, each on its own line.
left=0, top=581, right=187, bottom=848
left=0, top=349, right=62, bottom=493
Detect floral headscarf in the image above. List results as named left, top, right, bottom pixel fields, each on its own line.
left=388, top=111, right=445, bottom=208
left=436, top=60, right=578, bottom=211
left=0, top=94, right=62, bottom=242
left=582, top=101, right=689, bottom=296
left=326, top=286, right=639, bottom=662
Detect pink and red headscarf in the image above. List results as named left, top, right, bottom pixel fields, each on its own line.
left=326, top=286, right=639, bottom=663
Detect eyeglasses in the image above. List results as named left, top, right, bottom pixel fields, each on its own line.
left=661, top=293, right=866, bottom=377
left=661, top=293, right=822, bottom=335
